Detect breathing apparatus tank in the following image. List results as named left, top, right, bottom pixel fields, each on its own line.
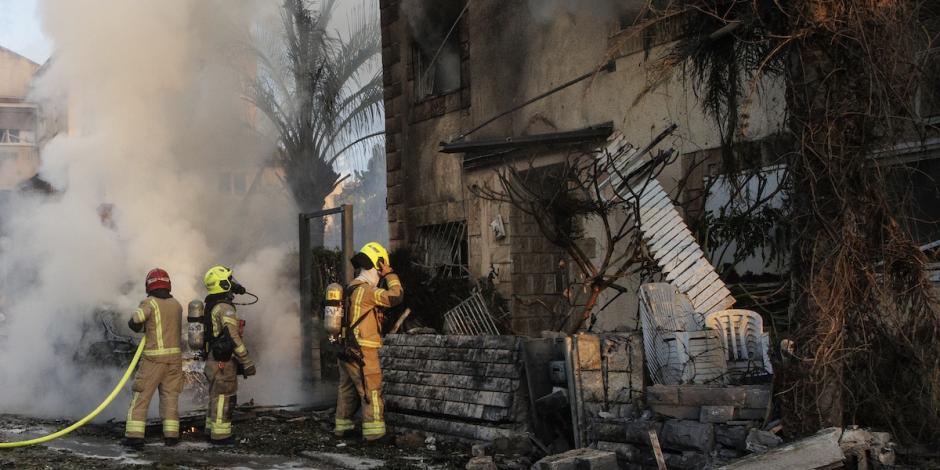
left=187, top=299, right=205, bottom=351
left=324, top=283, right=344, bottom=336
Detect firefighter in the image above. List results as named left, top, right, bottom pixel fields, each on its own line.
left=334, top=242, right=403, bottom=442
left=202, top=265, right=256, bottom=445
left=122, top=268, right=184, bottom=448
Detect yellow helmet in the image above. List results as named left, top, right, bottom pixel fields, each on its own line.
left=360, top=242, right=390, bottom=269
left=204, top=265, right=235, bottom=294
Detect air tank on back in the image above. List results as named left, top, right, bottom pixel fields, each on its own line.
left=187, top=299, right=205, bottom=351
left=324, top=283, right=344, bottom=335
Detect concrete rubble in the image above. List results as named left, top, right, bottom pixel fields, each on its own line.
left=532, top=448, right=618, bottom=470
left=370, top=326, right=908, bottom=470
left=718, top=427, right=844, bottom=469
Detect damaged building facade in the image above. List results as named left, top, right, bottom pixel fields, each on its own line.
left=379, top=1, right=785, bottom=336
left=374, top=2, right=916, bottom=469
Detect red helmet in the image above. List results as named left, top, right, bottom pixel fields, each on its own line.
left=145, top=268, right=171, bottom=293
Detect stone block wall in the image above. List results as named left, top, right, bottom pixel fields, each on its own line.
left=380, top=334, right=529, bottom=443
left=379, top=0, right=406, bottom=249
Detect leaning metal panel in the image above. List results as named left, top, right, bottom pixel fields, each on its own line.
left=599, top=132, right=735, bottom=314
left=442, top=293, right=500, bottom=335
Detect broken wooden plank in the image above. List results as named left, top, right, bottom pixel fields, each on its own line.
left=718, top=428, right=845, bottom=470
left=649, top=429, right=668, bottom=470
left=383, top=382, right=513, bottom=408
left=379, top=357, right=521, bottom=378
left=383, top=369, right=520, bottom=393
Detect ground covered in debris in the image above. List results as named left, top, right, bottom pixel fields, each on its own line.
left=0, top=408, right=470, bottom=470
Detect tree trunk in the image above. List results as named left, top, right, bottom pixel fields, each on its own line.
left=780, top=0, right=920, bottom=433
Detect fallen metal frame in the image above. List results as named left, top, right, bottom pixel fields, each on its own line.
left=442, top=292, right=501, bottom=335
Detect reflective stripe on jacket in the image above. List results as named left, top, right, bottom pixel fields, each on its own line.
left=131, top=296, right=183, bottom=362
left=346, top=273, right=404, bottom=348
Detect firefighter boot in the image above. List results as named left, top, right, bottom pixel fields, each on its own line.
left=210, top=436, right=236, bottom=446
left=121, top=437, right=145, bottom=449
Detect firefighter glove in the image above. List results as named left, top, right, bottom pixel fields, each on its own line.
left=243, top=364, right=256, bottom=377
left=127, top=318, right=144, bottom=333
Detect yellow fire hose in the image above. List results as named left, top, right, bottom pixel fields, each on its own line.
left=0, top=338, right=146, bottom=448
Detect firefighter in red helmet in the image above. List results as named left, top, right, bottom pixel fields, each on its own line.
left=122, top=268, right=184, bottom=449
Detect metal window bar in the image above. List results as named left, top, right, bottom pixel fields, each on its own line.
left=442, top=292, right=500, bottom=335
left=411, top=221, right=468, bottom=278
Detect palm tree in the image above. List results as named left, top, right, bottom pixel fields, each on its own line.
left=251, top=0, right=383, bottom=244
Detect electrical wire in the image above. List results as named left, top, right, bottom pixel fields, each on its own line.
left=0, top=338, right=147, bottom=448
left=453, top=61, right=616, bottom=142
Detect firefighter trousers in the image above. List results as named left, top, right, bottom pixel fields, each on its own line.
left=334, top=347, right=385, bottom=440
left=204, top=359, right=238, bottom=440
left=125, top=357, right=183, bottom=438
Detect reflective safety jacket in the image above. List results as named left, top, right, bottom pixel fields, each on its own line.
left=344, top=273, right=403, bottom=349
left=131, top=296, right=183, bottom=362
left=209, top=302, right=254, bottom=368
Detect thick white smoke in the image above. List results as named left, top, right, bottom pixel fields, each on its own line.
left=0, top=1, right=312, bottom=419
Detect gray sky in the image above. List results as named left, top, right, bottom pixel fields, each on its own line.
left=0, top=0, right=51, bottom=63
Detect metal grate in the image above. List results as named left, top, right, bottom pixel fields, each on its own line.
left=442, top=293, right=500, bottom=335
left=411, top=221, right=468, bottom=278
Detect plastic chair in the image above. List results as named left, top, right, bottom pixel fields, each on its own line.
left=704, top=309, right=773, bottom=376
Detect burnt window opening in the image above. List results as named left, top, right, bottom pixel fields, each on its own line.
left=411, top=221, right=469, bottom=278
left=917, top=48, right=940, bottom=123
left=411, top=0, right=465, bottom=101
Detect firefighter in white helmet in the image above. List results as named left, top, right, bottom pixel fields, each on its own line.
left=334, top=242, right=403, bottom=442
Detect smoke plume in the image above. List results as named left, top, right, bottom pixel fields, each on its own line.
left=0, top=1, right=312, bottom=419
left=525, top=0, right=648, bottom=25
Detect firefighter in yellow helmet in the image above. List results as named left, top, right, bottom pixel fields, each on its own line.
left=202, top=265, right=256, bottom=445
left=122, top=268, right=184, bottom=449
left=334, top=242, right=403, bottom=442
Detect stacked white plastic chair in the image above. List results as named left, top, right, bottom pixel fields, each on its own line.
left=704, top=309, right=773, bottom=378
left=598, top=131, right=773, bottom=384
left=639, top=283, right=728, bottom=385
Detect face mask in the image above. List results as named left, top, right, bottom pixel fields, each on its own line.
left=357, top=268, right=380, bottom=287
